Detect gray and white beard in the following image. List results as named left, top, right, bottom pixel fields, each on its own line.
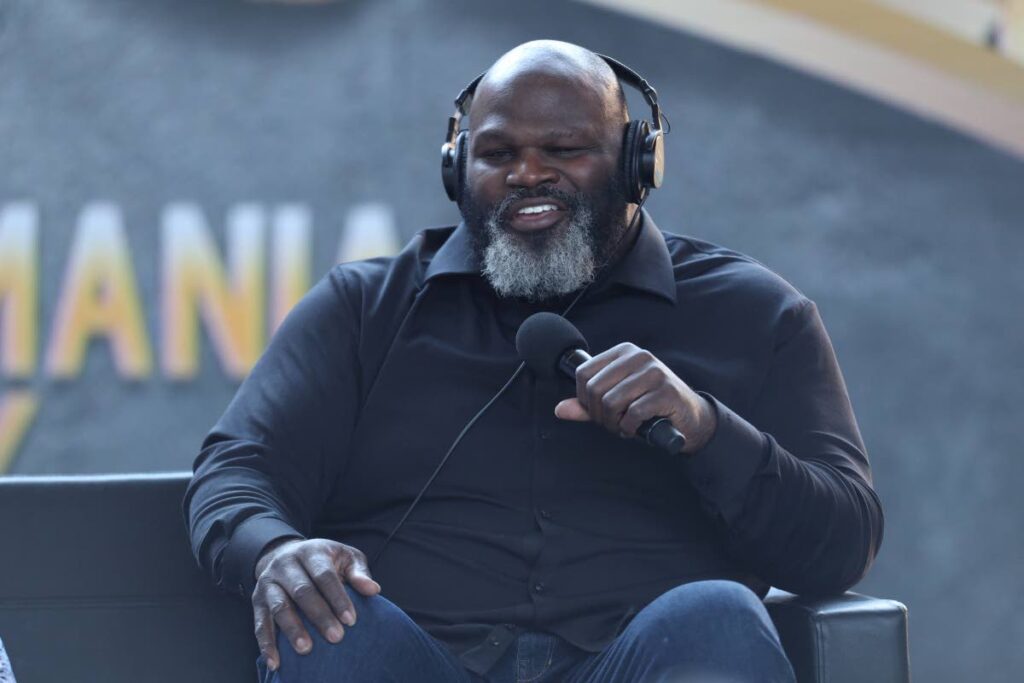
left=480, top=202, right=597, bottom=301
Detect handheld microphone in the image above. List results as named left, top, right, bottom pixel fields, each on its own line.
left=515, top=312, right=687, bottom=455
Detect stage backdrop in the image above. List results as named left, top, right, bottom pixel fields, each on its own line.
left=1, top=1, right=1022, bottom=681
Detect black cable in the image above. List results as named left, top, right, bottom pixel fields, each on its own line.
left=371, top=196, right=650, bottom=567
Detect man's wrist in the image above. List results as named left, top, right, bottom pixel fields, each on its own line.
left=253, top=536, right=304, bottom=581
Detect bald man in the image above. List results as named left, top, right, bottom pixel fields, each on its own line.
left=185, top=41, right=881, bottom=683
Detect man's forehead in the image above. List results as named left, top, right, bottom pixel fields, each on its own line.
left=468, top=73, right=615, bottom=133
left=471, top=123, right=604, bottom=143
left=473, top=67, right=611, bottom=112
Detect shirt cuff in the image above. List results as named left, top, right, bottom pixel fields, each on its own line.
left=683, top=393, right=770, bottom=523
left=223, top=515, right=305, bottom=598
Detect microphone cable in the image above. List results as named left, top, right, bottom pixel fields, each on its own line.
left=371, top=193, right=650, bottom=566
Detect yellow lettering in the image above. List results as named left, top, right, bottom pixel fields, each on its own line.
left=161, top=203, right=265, bottom=380
left=0, top=389, right=39, bottom=473
left=44, top=203, right=153, bottom=380
left=0, top=203, right=38, bottom=378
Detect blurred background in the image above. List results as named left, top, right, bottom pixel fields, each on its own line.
left=1, top=0, right=1022, bottom=680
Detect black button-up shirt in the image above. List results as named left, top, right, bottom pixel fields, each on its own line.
left=184, top=213, right=882, bottom=675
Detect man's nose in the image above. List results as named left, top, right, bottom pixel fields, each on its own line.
left=507, top=149, right=558, bottom=188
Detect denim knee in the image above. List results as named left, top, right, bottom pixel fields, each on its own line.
left=649, top=580, right=773, bottom=638
left=271, top=586, right=410, bottom=679
left=619, top=580, right=794, bottom=682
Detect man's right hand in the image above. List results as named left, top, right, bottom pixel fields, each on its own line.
left=252, top=538, right=381, bottom=672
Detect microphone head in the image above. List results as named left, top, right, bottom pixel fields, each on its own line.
left=515, top=312, right=589, bottom=378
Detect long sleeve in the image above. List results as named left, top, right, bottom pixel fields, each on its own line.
left=684, top=299, right=883, bottom=596
left=182, top=269, right=363, bottom=598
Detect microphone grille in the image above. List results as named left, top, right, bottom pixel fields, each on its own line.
left=515, top=312, right=589, bottom=378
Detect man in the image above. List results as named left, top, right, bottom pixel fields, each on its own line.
left=184, top=41, right=882, bottom=682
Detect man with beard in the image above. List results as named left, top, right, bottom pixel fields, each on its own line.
left=184, top=41, right=881, bottom=683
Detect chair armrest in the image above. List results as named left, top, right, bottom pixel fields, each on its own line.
left=765, top=589, right=910, bottom=683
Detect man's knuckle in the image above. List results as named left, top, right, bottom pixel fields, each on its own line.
left=292, top=581, right=317, bottom=600
left=313, top=539, right=337, bottom=554
left=641, top=363, right=662, bottom=380
left=312, top=567, right=338, bottom=583
left=576, top=363, right=594, bottom=382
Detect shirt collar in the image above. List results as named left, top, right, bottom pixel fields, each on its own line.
left=424, top=221, right=479, bottom=281
left=601, top=211, right=677, bottom=304
left=424, top=210, right=677, bottom=304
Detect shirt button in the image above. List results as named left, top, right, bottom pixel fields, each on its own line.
left=533, top=582, right=545, bottom=594
left=490, top=639, right=501, bottom=646
left=539, top=509, right=552, bottom=520
left=539, top=431, right=550, bottom=440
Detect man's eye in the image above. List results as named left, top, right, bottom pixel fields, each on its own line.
left=480, top=149, right=513, bottom=161
left=550, top=147, right=586, bottom=157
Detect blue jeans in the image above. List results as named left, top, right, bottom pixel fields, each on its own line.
left=257, top=580, right=796, bottom=682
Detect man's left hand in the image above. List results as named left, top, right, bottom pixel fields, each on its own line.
left=554, top=342, right=718, bottom=454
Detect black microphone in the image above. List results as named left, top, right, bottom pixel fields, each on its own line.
left=515, top=312, right=687, bottom=455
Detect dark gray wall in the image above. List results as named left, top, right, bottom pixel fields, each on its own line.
left=1, top=1, right=1022, bottom=680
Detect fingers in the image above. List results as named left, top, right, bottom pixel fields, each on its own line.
left=598, top=364, right=668, bottom=436
left=299, top=551, right=354, bottom=634
left=572, top=343, right=635, bottom=417
left=279, top=557, right=345, bottom=645
left=256, top=580, right=310, bottom=671
left=618, top=392, right=670, bottom=439
left=251, top=539, right=381, bottom=670
left=574, top=345, right=661, bottom=431
left=342, top=548, right=382, bottom=599
left=253, top=599, right=280, bottom=671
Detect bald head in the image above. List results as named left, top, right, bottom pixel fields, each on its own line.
left=472, top=40, right=629, bottom=127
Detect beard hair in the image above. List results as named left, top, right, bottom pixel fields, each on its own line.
left=461, top=173, right=629, bottom=302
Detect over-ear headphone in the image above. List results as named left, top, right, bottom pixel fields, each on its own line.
left=440, top=54, right=667, bottom=206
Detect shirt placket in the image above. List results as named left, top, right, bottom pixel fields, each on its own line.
left=527, top=374, right=561, bottom=627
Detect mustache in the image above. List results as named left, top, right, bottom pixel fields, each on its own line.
left=492, top=187, right=579, bottom=224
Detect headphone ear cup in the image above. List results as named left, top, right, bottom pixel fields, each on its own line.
left=441, top=131, right=469, bottom=203
left=453, top=131, right=468, bottom=205
left=621, top=120, right=645, bottom=204
left=641, top=127, right=665, bottom=191
left=441, top=141, right=457, bottom=202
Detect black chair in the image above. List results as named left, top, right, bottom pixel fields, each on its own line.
left=0, top=474, right=909, bottom=682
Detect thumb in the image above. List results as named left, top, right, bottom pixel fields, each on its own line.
left=555, top=398, right=591, bottom=422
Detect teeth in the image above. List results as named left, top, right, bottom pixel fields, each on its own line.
left=517, top=204, right=558, bottom=215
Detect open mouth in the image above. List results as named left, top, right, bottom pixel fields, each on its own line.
left=506, top=199, right=568, bottom=233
